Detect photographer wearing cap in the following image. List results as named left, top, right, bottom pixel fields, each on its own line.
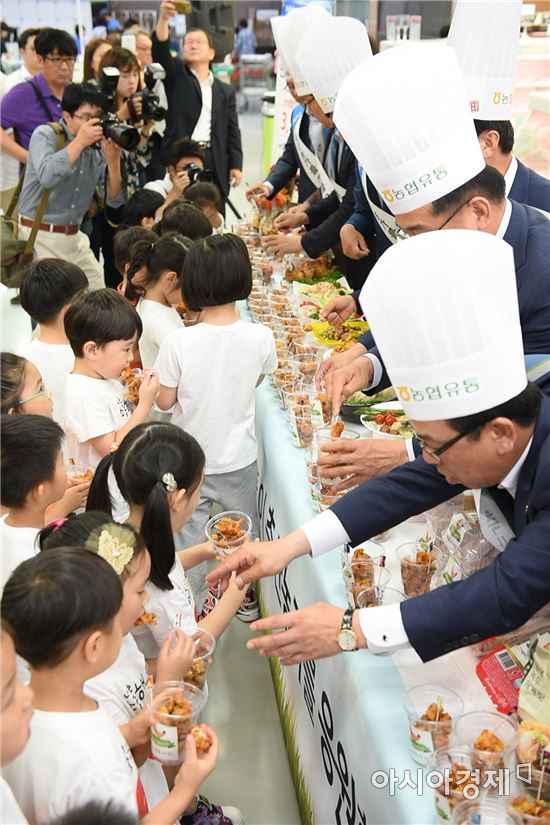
left=17, top=82, right=123, bottom=290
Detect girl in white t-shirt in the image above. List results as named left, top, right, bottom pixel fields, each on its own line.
left=2, top=546, right=221, bottom=825
left=87, top=422, right=246, bottom=661
left=38, top=513, right=238, bottom=823
left=130, top=234, right=190, bottom=369
left=154, top=234, right=277, bottom=611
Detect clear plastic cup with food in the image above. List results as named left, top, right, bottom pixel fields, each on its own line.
left=357, top=586, right=405, bottom=609
left=403, top=684, right=464, bottom=766
left=454, top=711, right=518, bottom=776
left=432, top=745, right=480, bottom=824
left=452, top=798, right=521, bottom=824
left=396, top=541, right=441, bottom=597
left=66, top=462, right=94, bottom=486
left=353, top=568, right=391, bottom=607
left=290, top=353, right=318, bottom=385
left=204, top=511, right=252, bottom=557
left=507, top=795, right=550, bottom=823
left=178, top=627, right=216, bottom=691
left=151, top=681, right=207, bottom=765
left=314, top=426, right=360, bottom=486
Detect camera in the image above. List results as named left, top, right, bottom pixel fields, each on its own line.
left=183, top=163, right=214, bottom=185
left=127, top=63, right=167, bottom=124
left=98, top=67, right=140, bottom=151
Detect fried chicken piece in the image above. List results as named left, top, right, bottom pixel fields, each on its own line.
left=212, top=517, right=245, bottom=544
left=421, top=702, right=452, bottom=723
left=135, top=611, right=157, bottom=626
left=330, top=420, right=344, bottom=438
left=120, top=367, right=140, bottom=405
left=191, top=724, right=213, bottom=753
left=185, top=659, right=208, bottom=690
left=511, top=796, right=550, bottom=818
left=68, top=468, right=94, bottom=486
left=473, top=729, right=505, bottom=753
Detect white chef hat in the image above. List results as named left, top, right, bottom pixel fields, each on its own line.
left=447, top=0, right=522, bottom=120
left=333, top=44, right=485, bottom=215
left=359, top=229, right=527, bottom=420
left=270, top=16, right=289, bottom=66
left=295, top=16, right=373, bottom=114
left=275, top=5, right=331, bottom=93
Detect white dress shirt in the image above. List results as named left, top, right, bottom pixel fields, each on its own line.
left=190, top=70, right=213, bottom=144
left=301, top=436, right=532, bottom=654
left=503, top=155, right=518, bottom=197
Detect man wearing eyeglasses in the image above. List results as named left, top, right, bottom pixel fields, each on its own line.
left=0, top=28, right=77, bottom=168
left=17, top=83, right=123, bottom=290
left=207, top=231, right=550, bottom=665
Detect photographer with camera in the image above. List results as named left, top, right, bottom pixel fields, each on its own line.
left=144, top=137, right=213, bottom=216
left=17, top=82, right=123, bottom=290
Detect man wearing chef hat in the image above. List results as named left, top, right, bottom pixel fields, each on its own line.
left=315, top=43, right=550, bottom=481
left=262, top=16, right=377, bottom=286
left=207, top=229, right=550, bottom=664
left=448, top=0, right=550, bottom=214
left=246, top=7, right=331, bottom=206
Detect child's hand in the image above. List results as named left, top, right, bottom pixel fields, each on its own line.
left=138, top=370, right=160, bottom=407
left=121, top=706, right=152, bottom=749
left=173, top=726, right=219, bottom=789
left=157, top=629, right=195, bottom=683
left=46, top=480, right=91, bottom=520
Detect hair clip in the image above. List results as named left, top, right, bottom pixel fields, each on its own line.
left=50, top=517, right=68, bottom=532
left=162, top=472, right=178, bottom=492
left=87, top=525, right=135, bottom=575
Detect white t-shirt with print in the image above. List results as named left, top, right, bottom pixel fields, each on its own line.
left=85, top=634, right=169, bottom=810
left=64, top=373, right=132, bottom=470
left=2, top=704, right=140, bottom=824
left=0, top=776, right=28, bottom=824
left=131, top=557, right=196, bottom=660
left=18, top=340, right=74, bottom=427
left=155, top=320, right=276, bottom=473
left=136, top=299, right=182, bottom=369
left=0, top=516, right=39, bottom=592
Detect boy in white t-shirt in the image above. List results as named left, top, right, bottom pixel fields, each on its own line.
left=2, top=548, right=220, bottom=825
left=18, top=259, right=88, bottom=427
left=63, top=289, right=160, bottom=470
left=0, top=415, right=67, bottom=593
left=155, top=234, right=277, bottom=612
left=184, top=182, right=225, bottom=236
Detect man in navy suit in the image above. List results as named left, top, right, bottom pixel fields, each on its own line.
left=474, top=119, right=550, bottom=214
left=207, top=232, right=550, bottom=665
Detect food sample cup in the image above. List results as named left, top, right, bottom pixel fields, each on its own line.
left=204, top=510, right=252, bottom=557
left=454, top=711, right=518, bottom=777
left=66, top=462, right=94, bottom=486
left=290, top=353, right=318, bottom=385
left=357, top=586, right=405, bottom=608
left=396, top=541, right=441, bottom=597
left=179, top=627, right=216, bottom=691
left=432, top=745, right=481, bottom=824
left=354, top=568, right=391, bottom=607
left=314, top=427, right=360, bottom=486
left=151, top=681, right=206, bottom=765
left=403, top=684, right=464, bottom=766
left=287, top=403, right=315, bottom=449
left=452, top=798, right=521, bottom=824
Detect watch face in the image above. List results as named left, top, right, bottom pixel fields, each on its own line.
left=337, top=628, right=357, bottom=651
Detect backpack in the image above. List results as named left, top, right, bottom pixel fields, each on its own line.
left=1, top=122, right=67, bottom=288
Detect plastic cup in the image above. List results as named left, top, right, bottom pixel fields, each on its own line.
left=454, top=711, right=518, bottom=776
left=290, top=353, right=318, bottom=385
left=204, top=510, right=252, bottom=557
left=285, top=397, right=315, bottom=449
left=452, top=798, right=521, bottom=824
left=315, top=426, right=360, bottom=486
left=178, top=627, right=216, bottom=691
left=396, top=541, right=441, bottom=598
left=357, top=586, right=404, bottom=608
left=432, top=745, right=481, bottom=824
left=66, top=462, right=94, bottom=486
left=151, top=681, right=206, bottom=765
left=353, top=569, right=391, bottom=607
left=403, top=684, right=464, bottom=767
left=507, top=797, right=550, bottom=824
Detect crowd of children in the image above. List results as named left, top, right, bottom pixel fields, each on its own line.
left=0, top=218, right=277, bottom=822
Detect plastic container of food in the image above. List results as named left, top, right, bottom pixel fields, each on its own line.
left=178, top=627, right=216, bottom=691
left=432, top=745, right=480, bottom=824
left=353, top=569, right=391, bottom=607
left=151, top=681, right=206, bottom=765
left=403, top=684, right=464, bottom=766
left=396, top=542, right=441, bottom=598
left=357, top=586, right=405, bottom=608
left=314, top=426, right=360, bottom=486
left=452, top=798, right=521, bottom=824
left=454, top=711, right=518, bottom=776
left=204, top=511, right=252, bottom=556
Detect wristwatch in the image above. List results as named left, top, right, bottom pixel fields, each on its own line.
left=337, top=608, right=358, bottom=652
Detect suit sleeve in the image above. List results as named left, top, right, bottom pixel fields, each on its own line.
left=266, top=130, right=299, bottom=196
left=347, top=164, right=376, bottom=238
left=226, top=86, right=243, bottom=171
left=301, top=153, right=355, bottom=258
left=151, top=33, right=180, bottom=83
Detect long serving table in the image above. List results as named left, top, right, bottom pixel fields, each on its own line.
left=254, top=379, right=496, bottom=825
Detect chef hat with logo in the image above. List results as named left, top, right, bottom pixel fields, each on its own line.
left=359, top=230, right=526, bottom=420
left=333, top=44, right=485, bottom=214
left=277, top=4, right=331, bottom=94
left=296, top=16, right=373, bottom=114
left=447, top=0, right=522, bottom=120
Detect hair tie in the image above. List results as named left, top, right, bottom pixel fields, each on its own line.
left=50, top=517, right=68, bottom=532
left=162, top=472, right=177, bottom=492
left=86, top=525, right=135, bottom=576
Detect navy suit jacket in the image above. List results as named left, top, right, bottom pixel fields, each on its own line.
left=331, top=397, right=550, bottom=662
left=266, top=107, right=319, bottom=204
left=359, top=199, right=550, bottom=389
left=509, top=159, right=550, bottom=214
left=347, top=163, right=394, bottom=260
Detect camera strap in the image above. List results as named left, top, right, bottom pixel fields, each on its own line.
left=126, top=97, right=139, bottom=124
left=28, top=78, right=59, bottom=122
